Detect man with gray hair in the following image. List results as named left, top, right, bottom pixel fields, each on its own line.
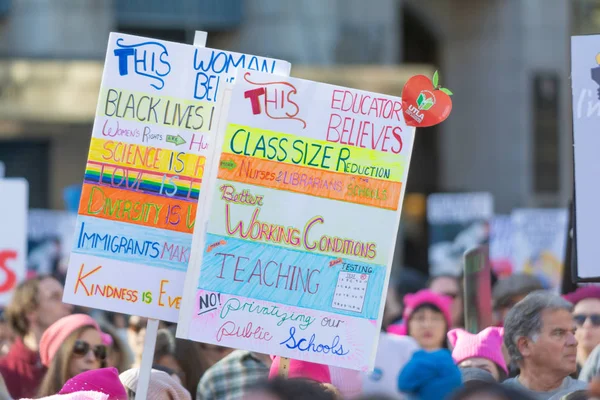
left=503, top=290, right=587, bottom=399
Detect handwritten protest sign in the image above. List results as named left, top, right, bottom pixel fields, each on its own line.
left=427, top=192, right=493, bottom=276
left=571, top=35, right=600, bottom=279
left=63, top=33, right=290, bottom=321
left=177, top=70, right=416, bottom=371
left=512, top=208, right=568, bottom=290
left=0, top=178, right=28, bottom=305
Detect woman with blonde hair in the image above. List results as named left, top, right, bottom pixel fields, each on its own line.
left=37, top=314, right=110, bottom=397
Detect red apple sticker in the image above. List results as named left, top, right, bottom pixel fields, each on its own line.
left=401, top=71, right=453, bottom=127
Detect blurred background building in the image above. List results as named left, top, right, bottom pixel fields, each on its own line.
left=0, top=0, right=580, bottom=273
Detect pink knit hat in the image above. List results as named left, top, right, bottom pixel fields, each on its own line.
left=269, top=356, right=332, bottom=384
left=40, top=314, right=109, bottom=367
left=59, top=368, right=127, bottom=400
left=447, top=327, right=508, bottom=374
left=387, top=289, right=453, bottom=336
left=22, top=392, right=109, bottom=400
left=564, top=286, right=600, bottom=305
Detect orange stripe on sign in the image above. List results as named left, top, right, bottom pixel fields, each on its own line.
left=217, top=154, right=401, bottom=210
left=77, top=184, right=196, bottom=233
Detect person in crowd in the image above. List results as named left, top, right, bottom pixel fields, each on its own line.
left=397, top=348, right=463, bottom=400
left=154, top=328, right=184, bottom=383
left=564, top=286, right=600, bottom=372
left=126, top=316, right=145, bottom=368
left=387, top=289, right=453, bottom=350
left=492, top=273, right=544, bottom=326
left=120, top=368, right=191, bottom=400
left=588, top=376, right=600, bottom=398
left=448, top=327, right=508, bottom=381
left=52, top=367, right=127, bottom=399
left=168, top=326, right=227, bottom=396
left=580, top=342, right=600, bottom=382
left=244, top=378, right=339, bottom=400
left=429, top=274, right=464, bottom=328
left=126, top=317, right=168, bottom=368
left=0, top=276, right=73, bottom=398
left=153, top=364, right=184, bottom=385
left=27, top=393, right=110, bottom=400
left=37, top=314, right=109, bottom=397
left=384, top=268, right=427, bottom=328
left=0, top=308, right=13, bottom=357
left=559, top=391, right=591, bottom=400
left=502, top=291, right=587, bottom=399
left=268, top=357, right=341, bottom=398
left=196, top=350, right=271, bottom=400
left=0, top=374, right=10, bottom=400
left=195, top=342, right=233, bottom=369
left=460, top=367, right=497, bottom=388
left=449, top=381, right=536, bottom=400
left=22, top=368, right=126, bottom=399
left=106, top=313, right=128, bottom=331
left=98, top=322, right=132, bottom=374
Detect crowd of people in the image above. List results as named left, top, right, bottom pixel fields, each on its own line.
left=0, top=273, right=600, bottom=399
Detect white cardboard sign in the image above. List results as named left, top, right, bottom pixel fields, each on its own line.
left=0, top=178, right=28, bottom=305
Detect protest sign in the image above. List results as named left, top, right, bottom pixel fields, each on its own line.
left=427, top=192, right=493, bottom=276
left=571, top=35, right=600, bottom=280
left=28, top=209, right=76, bottom=280
left=177, top=69, right=417, bottom=371
left=511, top=208, right=568, bottom=290
left=489, top=215, right=514, bottom=278
left=362, top=333, right=419, bottom=399
left=0, top=178, right=28, bottom=305
left=63, top=33, right=291, bottom=322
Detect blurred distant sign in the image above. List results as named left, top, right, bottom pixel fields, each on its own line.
left=489, top=215, right=514, bottom=278
left=27, top=209, right=77, bottom=281
left=0, top=161, right=4, bottom=178
left=0, top=178, right=28, bottom=306
left=571, top=35, right=600, bottom=280
left=427, top=192, right=494, bottom=276
left=512, top=208, right=568, bottom=291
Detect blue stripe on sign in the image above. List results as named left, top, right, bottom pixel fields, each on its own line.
left=198, top=233, right=386, bottom=319
left=71, top=215, right=191, bottom=271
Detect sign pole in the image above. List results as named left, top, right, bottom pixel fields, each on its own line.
left=194, top=31, right=208, bottom=47
left=463, top=245, right=492, bottom=334
left=278, top=357, right=291, bottom=379
left=135, top=318, right=159, bottom=400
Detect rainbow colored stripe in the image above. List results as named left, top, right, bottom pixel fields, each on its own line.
left=84, top=161, right=201, bottom=201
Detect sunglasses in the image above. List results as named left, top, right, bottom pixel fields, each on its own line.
left=574, top=314, right=600, bottom=327
left=73, top=340, right=107, bottom=361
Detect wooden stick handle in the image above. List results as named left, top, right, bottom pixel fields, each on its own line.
left=135, top=318, right=159, bottom=400
left=278, top=357, right=291, bottom=379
